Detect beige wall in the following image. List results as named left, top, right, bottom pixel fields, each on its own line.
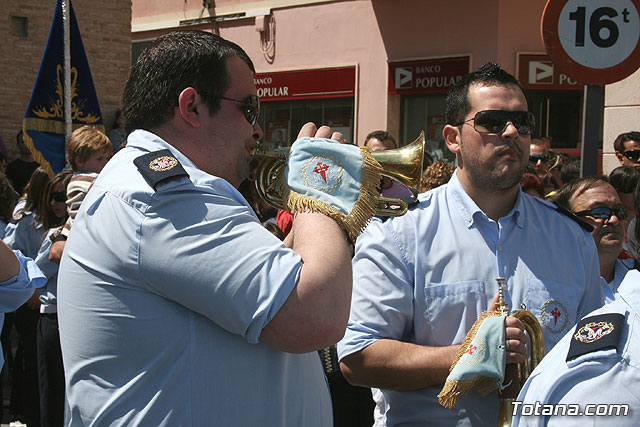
left=603, top=68, right=640, bottom=175
left=1, top=0, right=131, bottom=161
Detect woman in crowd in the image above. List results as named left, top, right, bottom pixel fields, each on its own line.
left=2, top=166, right=50, bottom=427
left=34, top=170, right=72, bottom=427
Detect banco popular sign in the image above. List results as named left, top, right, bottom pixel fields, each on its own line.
left=388, top=56, right=470, bottom=95
left=254, top=67, right=356, bottom=102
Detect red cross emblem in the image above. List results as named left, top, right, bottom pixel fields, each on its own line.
left=551, top=307, right=562, bottom=325
left=149, top=156, right=177, bottom=171
left=313, top=162, right=329, bottom=183
left=464, top=344, right=477, bottom=355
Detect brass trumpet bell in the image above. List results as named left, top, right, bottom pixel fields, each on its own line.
left=495, top=278, right=546, bottom=427
left=252, top=131, right=426, bottom=217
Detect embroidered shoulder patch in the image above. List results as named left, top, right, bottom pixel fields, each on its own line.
left=540, top=299, right=569, bottom=334
left=134, top=149, right=188, bottom=190
left=567, top=313, right=625, bottom=361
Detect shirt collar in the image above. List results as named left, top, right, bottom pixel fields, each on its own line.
left=616, top=269, right=640, bottom=316
left=447, top=170, right=524, bottom=229
left=126, top=129, right=199, bottom=172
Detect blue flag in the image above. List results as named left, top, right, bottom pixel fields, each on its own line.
left=23, top=0, right=103, bottom=175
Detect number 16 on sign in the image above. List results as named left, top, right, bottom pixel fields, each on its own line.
left=543, top=0, right=640, bottom=85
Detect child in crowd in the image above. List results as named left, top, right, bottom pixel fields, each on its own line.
left=49, top=126, right=112, bottom=263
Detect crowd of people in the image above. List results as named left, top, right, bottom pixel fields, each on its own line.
left=1, top=29, right=639, bottom=426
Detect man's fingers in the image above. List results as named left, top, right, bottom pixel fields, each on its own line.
left=489, top=292, right=500, bottom=311
left=296, top=123, right=346, bottom=143
left=297, top=122, right=318, bottom=139
left=505, top=315, right=528, bottom=365
left=331, top=132, right=346, bottom=144
left=314, top=125, right=332, bottom=139
left=506, top=350, right=527, bottom=364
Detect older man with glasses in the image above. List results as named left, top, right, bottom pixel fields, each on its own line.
left=338, top=62, right=603, bottom=426
left=614, top=131, right=640, bottom=170
left=552, top=176, right=634, bottom=303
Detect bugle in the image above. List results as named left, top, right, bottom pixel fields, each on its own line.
left=495, top=277, right=546, bottom=427
left=252, top=131, right=426, bottom=216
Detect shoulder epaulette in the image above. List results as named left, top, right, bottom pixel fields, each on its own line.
left=133, top=149, right=189, bottom=191
left=552, top=203, right=594, bottom=233
left=567, top=313, right=624, bottom=361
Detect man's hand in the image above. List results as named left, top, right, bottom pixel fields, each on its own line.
left=489, top=292, right=528, bottom=364
left=26, top=290, right=41, bottom=310
left=296, top=122, right=345, bottom=143
left=49, top=240, right=66, bottom=264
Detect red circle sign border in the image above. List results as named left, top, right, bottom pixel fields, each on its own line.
left=542, top=0, right=640, bottom=85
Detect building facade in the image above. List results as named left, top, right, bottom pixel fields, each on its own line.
left=3, top=0, right=637, bottom=173
left=131, top=0, right=599, bottom=161
left=1, top=0, right=130, bottom=160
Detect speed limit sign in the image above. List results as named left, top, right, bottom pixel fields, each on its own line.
left=542, top=0, right=640, bottom=84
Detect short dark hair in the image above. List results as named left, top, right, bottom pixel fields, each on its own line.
left=122, top=30, right=254, bottom=134
left=609, top=165, right=640, bottom=193
left=613, top=131, right=640, bottom=153
left=364, top=130, right=397, bottom=148
left=560, top=157, right=581, bottom=185
left=551, top=175, right=609, bottom=211
left=445, top=62, right=528, bottom=126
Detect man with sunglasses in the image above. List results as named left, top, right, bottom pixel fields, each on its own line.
left=338, top=63, right=603, bottom=426
left=529, top=138, right=550, bottom=176
left=552, top=177, right=632, bottom=303
left=513, top=179, right=640, bottom=427
left=613, top=131, right=640, bottom=170
left=57, top=30, right=355, bottom=426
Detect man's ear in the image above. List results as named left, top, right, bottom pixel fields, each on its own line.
left=177, top=87, right=202, bottom=128
left=615, top=151, right=625, bottom=164
left=443, top=124, right=461, bottom=155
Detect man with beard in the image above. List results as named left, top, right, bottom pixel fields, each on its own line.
left=338, top=63, right=603, bottom=426
left=553, top=177, right=633, bottom=304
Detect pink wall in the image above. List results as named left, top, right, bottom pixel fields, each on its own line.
left=132, top=0, right=549, bottom=145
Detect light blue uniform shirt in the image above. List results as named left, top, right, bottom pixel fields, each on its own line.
left=3, top=205, right=44, bottom=259
left=513, top=269, right=640, bottom=427
left=0, top=250, right=46, bottom=368
left=338, top=171, right=603, bottom=427
left=58, top=130, right=332, bottom=426
left=602, top=258, right=635, bottom=304
left=35, top=228, right=60, bottom=313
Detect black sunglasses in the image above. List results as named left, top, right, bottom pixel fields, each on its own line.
left=51, top=190, right=66, bottom=203
left=529, top=154, right=549, bottom=163
left=623, top=149, right=640, bottom=162
left=199, top=92, right=260, bottom=126
left=574, top=206, right=626, bottom=221
left=456, top=110, right=535, bottom=135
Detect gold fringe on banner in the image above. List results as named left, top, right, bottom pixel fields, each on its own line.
left=22, top=122, right=54, bottom=178
left=437, top=310, right=503, bottom=409
left=286, top=147, right=383, bottom=237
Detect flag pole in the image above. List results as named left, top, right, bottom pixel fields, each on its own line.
left=62, top=0, right=72, bottom=141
